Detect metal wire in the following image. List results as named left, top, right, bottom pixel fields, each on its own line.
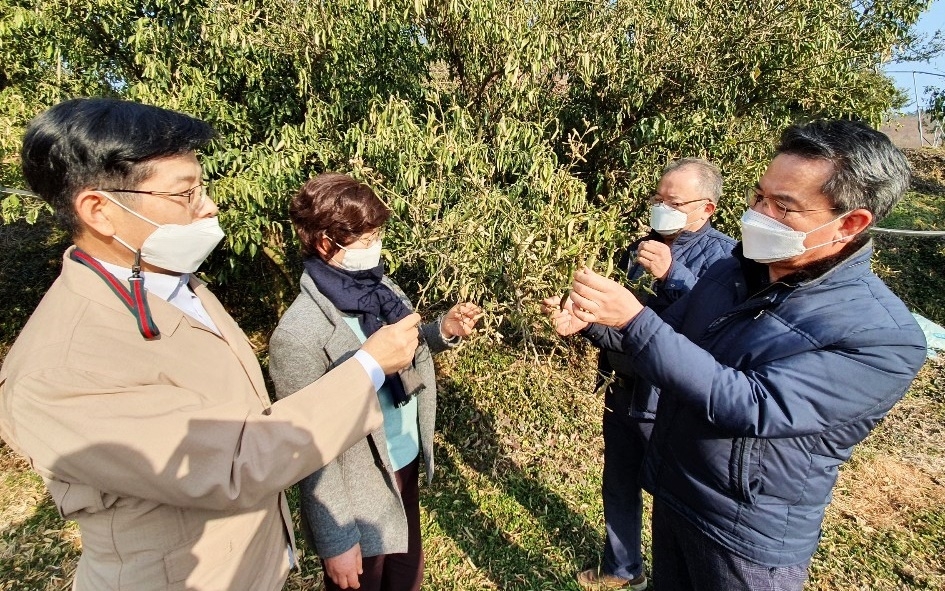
left=870, top=227, right=945, bottom=237
left=0, top=186, right=37, bottom=197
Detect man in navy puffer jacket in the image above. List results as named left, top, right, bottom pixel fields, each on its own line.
left=550, top=120, right=928, bottom=591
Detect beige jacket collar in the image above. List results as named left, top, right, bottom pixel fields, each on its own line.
left=60, top=246, right=269, bottom=405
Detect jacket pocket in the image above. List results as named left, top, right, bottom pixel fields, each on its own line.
left=730, top=437, right=813, bottom=505
left=729, top=437, right=765, bottom=503
left=163, top=520, right=235, bottom=585
left=163, top=535, right=201, bottom=586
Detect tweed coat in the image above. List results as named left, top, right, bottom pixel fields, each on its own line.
left=269, top=271, right=454, bottom=559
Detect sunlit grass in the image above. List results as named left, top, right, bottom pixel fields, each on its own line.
left=878, top=148, right=945, bottom=232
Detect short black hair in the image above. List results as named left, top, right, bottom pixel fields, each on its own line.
left=776, top=120, right=910, bottom=223
left=21, top=98, right=215, bottom=235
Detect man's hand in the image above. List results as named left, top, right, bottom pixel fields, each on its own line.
left=569, top=267, right=645, bottom=328
left=540, top=294, right=589, bottom=336
left=324, top=543, right=363, bottom=589
left=636, top=240, right=673, bottom=281
left=362, top=313, right=422, bottom=374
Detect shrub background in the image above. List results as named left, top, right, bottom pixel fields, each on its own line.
left=0, top=0, right=929, bottom=335
left=1, top=3, right=944, bottom=590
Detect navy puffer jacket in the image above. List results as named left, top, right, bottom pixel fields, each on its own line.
left=585, top=241, right=927, bottom=566
left=598, top=223, right=735, bottom=418
left=620, top=223, right=737, bottom=315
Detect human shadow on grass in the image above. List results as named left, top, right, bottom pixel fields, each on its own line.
left=425, top=374, right=605, bottom=590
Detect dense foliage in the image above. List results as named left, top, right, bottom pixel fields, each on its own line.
left=928, top=86, right=945, bottom=129
left=0, top=0, right=930, bottom=336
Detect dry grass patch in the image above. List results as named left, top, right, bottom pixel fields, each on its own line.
left=905, top=148, right=945, bottom=191
left=855, top=360, right=945, bottom=477
left=809, top=359, right=945, bottom=590
left=0, top=443, right=81, bottom=591
left=0, top=445, right=44, bottom=527
left=831, top=456, right=945, bottom=531
left=826, top=361, right=945, bottom=534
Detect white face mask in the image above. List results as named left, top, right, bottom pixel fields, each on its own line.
left=104, top=193, right=224, bottom=273
left=336, top=239, right=383, bottom=271
left=649, top=203, right=700, bottom=235
left=740, top=208, right=851, bottom=264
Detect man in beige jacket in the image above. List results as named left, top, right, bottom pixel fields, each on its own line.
left=0, top=97, right=421, bottom=590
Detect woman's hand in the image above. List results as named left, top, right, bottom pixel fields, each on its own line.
left=324, top=543, right=363, bottom=589
left=440, top=302, right=484, bottom=339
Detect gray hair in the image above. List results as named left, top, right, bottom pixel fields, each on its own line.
left=775, top=120, right=910, bottom=223
left=662, top=158, right=723, bottom=204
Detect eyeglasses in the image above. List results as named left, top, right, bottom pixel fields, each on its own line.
left=745, top=189, right=838, bottom=221
left=331, top=228, right=385, bottom=249
left=647, top=195, right=709, bottom=209
left=352, top=228, right=384, bottom=247
left=98, top=183, right=211, bottom=211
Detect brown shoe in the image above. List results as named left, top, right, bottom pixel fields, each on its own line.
left=576, top=568, right=648, bottom=590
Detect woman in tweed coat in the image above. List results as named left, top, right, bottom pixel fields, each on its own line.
left=269, top=173, right=481, bottom=591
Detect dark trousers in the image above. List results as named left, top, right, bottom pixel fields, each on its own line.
left=651, top=499, right=810, bottom=591
left=323, top=457, right=424, bottom=591
left=601, top=386, right=654, bottom=580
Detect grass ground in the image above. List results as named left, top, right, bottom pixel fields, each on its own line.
left=1, top=148, right=943, bottom=590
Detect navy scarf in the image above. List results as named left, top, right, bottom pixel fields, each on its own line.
left=303, top=256, right=418, bottom=406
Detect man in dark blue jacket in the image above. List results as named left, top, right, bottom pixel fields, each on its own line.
left=575, top=158, right=735, bottom=591
left=551, top=120, right=927, bottom=591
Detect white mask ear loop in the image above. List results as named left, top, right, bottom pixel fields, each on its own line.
left=677, top=200, right=711, bottom=231
left=680, top=215, right=703, bottom=231
left=802, top=210, right=855, bottom=249
left=110, top=234, right=138, bottom=256
left=98, top=191, right=147, bottom=275
left=100, top=191, right=160, bottom=227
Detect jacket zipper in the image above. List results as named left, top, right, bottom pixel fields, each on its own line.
left=704, top=281, right=792, bottom=333
left=735, top=437, right=753, bottom=501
